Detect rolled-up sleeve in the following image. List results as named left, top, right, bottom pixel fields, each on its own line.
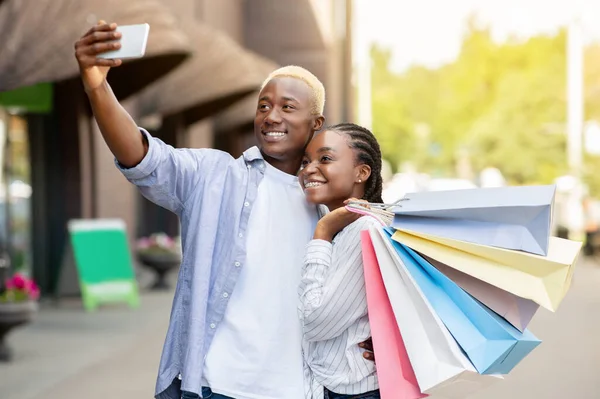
left=116, top=128, right=226, bottom=215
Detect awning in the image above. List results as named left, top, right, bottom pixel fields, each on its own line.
left=213, top=55, right=279, bottom=134
left=0, top=0, right=192, bottom=100
left=136, top=21, right=278, bottom=126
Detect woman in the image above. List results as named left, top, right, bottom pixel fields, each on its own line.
left=298, top=123, right=384, bottom=399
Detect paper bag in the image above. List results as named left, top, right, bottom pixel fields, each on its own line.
left=420, top=253, right=539, bottom=332
left=391, top=185, right=555, bottom=256
left=386, top=236, right=541, bottom=375
left=361, top=231, right=425, bottom=399
left=370, top=227, right=501, bottom=398
left=391, top=230, right=582, bottom=312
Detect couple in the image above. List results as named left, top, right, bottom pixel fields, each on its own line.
left=75, top=22, right=384, bottom=399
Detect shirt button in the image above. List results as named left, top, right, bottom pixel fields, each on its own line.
left=238, top=233, right=243, bottom=238
left=234, top=262, right=241, bottom=267
left=210, top=323, right=216, bottom=329
left=247, top=164, right=252, bottom=169
left=244, top=202, right=250, bottom=207
left=223, top=292, right=229, bottom=298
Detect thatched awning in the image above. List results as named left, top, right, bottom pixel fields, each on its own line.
left=136, top=20, right=278, bottom=126
left=0, top=0, right=192, bottom=100
left=212, top=54, right=279, bottom=134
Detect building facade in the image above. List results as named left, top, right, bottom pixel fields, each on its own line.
left=0, top=0, right=354, bottom=297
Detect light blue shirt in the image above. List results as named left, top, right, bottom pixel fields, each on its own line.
left=117, top=129, right=276, bottom=398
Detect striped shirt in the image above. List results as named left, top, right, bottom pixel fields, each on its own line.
left=299, top=216, right=380, bottom=398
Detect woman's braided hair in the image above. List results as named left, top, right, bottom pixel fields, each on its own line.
left=325, top=123, right=384, bottom=203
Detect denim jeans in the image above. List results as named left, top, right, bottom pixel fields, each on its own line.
left=182, top=387, right=380, bottom=399
left=181, top=387, right=236, bottom=399
left=324, top=388, right=381, bottom=399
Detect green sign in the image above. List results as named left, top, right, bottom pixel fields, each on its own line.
left=0, top=82, right=53, bottom=114
left=68, top=219, right=140, bottom=312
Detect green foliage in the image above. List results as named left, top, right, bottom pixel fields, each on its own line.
left=371, top=21, right=598, bottom=190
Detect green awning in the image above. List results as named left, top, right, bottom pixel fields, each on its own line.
left=0, top=83, right=53, bottom=114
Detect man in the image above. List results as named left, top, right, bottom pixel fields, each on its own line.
left=74, top=21, right=372, bottom=399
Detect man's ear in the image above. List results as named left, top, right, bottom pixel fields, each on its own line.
left=357, top=164, right=372, bottom=183
left=313, top=115, right=325, bottom=131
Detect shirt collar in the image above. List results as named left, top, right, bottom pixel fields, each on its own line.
left=242, top=146, right=264, bottom=163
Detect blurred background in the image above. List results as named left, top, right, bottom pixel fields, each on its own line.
left=0, top=1, right=599, bottom=398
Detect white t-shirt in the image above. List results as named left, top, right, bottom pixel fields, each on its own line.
left=203, top=162, right=318, bottom=399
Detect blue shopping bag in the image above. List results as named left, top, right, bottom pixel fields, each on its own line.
left=383, top=229, right=541, bottom=375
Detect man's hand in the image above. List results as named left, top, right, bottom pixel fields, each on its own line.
left=359, top=338, right=375, bottom=362
left=74, top=21, right=123, bottom=93
left=313, top=199, right=363, bottom=242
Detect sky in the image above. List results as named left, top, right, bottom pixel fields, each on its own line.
left=354, top=0, right=600, bottom=72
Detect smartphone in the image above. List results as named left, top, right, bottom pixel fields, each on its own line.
left=97, top=23, right=150, bottom=60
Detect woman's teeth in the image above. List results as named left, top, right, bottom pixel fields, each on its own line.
left=305, top=182, right=324, bottom=188
left=265, top=132, right=285, bottom=137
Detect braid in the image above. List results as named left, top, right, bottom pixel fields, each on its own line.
left=326, top=123, right=384, bottom=203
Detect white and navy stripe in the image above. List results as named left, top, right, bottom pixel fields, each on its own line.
left=299, top=216, right=380, bottom=399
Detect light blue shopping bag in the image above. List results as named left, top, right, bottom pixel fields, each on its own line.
left=383, top=229, right=541, bottom=375
left=390, top=185, right=555, bottom=256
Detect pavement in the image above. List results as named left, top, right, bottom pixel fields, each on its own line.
left=1, top=257, right=600, bottom=399
left=0, top=271, right=172, bottom=399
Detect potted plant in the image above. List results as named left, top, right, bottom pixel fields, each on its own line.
left=0, top=272, right=39, bottom=361
left=136, top=233, right=181, bottom=290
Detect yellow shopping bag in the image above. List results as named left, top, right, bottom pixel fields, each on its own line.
left=391, top=230, right=582, bottom=312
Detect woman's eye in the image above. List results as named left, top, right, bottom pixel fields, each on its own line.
left=320, top=156, right=332, bottom=162
left=301, top=159, right=309, bottom=167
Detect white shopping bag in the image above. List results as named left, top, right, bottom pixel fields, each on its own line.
left=369, top=227, right=501, bottom=398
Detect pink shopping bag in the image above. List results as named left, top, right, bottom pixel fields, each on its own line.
left=361, top=231, right=426, bottom=399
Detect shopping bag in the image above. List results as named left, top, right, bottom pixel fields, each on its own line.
left=369, top=227, right=501, bottom=398
left=361, top=231, right=425, bottom=399
left=384, top=233, right=541, bottom=374
left=391, top=230, right=582, bottom=312
left=391, top=185, right=556, bottom=256
left=420, top=253, right=539, bottom=332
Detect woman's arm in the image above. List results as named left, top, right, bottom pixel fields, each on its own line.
left=298, top=215, right=379, bottom=342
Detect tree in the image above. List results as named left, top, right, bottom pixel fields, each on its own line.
left=370, top=21, right=599, bottom=188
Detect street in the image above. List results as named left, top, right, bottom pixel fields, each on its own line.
left=1, top=257, right=599, bottom=399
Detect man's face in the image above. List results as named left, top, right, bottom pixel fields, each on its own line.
left=254, top=77, right=323, bottom=164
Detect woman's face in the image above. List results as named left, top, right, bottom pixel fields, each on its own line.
left=300, top=130, right=370, bottom=211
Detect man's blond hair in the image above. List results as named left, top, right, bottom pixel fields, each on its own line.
left=260, top=65, right=325, bottom=115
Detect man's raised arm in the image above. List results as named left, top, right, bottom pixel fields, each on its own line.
left=74, top=21, right=147, bottom=168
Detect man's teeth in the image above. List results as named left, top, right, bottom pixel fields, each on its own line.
left=305, top=182, right=324, bottom=188
left=265, top=132, right=285, bottom=137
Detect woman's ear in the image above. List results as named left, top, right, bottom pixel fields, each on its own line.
left=356, top=164, right=371, bottom=183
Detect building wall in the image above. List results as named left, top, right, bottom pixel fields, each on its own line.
left=21, top=0, right=353, bottom=296
left=198, top=0, right=245, bottom=44
left=80, top=0, right=353, bottom=268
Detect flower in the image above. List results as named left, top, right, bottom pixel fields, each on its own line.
left=136, top=233, right=181, bottom=256
left=12, top=273, right=26, bottom=290
left=1, top=273, right=40, bottom=303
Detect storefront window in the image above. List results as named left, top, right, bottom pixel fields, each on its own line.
left=0, top=109, right=32, bottom=274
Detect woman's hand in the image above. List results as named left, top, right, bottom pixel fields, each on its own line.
left=313, top=198, right=363, bottom=242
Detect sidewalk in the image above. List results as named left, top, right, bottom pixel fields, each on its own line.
left=0, top=274, right=173, bottom=399
left=2, top=258, right=600, bottom=399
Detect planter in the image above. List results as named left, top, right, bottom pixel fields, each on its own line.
left=137, top=252, right=181, bottom=290
left=0, top=300, right=37, bottom=361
